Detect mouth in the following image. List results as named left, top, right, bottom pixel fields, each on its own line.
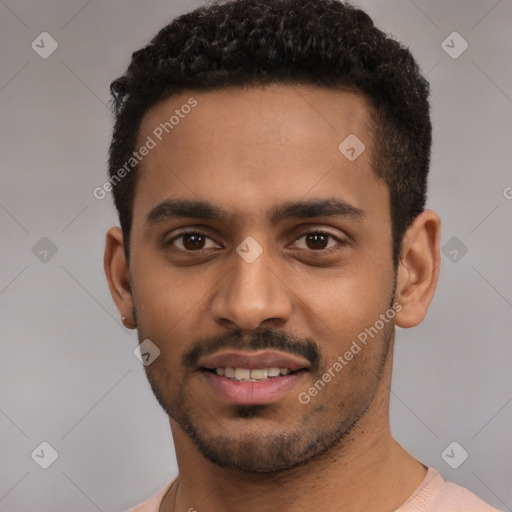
left=197, top=350, right=310, bottom=405
left=202, top=366, right=301, bottom=381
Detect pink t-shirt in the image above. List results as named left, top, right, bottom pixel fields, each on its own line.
left=126, top=467, right=501, bottom=511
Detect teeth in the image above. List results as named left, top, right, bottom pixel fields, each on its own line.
left=250, top=368, right=267, bottom=379
left=214, top=367, right=295, bottom=381
left=234, top=368, right=251, bottom=380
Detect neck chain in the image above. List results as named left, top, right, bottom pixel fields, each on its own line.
left=158, top=477, right=178, bottom=512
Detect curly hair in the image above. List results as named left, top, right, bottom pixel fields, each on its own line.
left=108, top=0, right=431, bottom=267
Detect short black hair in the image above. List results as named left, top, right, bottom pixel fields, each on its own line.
left=108, top=0, right=431, bottom=267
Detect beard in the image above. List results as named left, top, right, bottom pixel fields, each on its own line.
left=135, top=313, right=394, bottom=475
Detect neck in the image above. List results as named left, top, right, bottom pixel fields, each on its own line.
left=162, top=353, right=427, bottom=512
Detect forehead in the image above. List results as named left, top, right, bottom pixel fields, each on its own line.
left=132, top=84, right=386, bottom=228
left=138, top=84, right=373, bottom=154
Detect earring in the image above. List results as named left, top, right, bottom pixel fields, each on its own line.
left=122, top=315, right=137, bottom=329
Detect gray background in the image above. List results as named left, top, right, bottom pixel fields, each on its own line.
left=1, top=0, right=511, bottom=510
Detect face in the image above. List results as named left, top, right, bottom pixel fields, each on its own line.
left=126, top=85, right=397, bottom=472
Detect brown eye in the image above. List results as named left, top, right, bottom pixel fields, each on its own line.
left=294, top=231, right=344, bottom=252
left=305, top=233, right=330, bottom=250
left=182, top=233, right=206, bottom=250
left=168, top=232, right=218, bottom=251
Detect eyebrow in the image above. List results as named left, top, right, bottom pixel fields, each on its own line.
left=145, top=197, right=365, bottom=226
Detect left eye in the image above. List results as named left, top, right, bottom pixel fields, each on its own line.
left=293, top=232, right=341, bottom=251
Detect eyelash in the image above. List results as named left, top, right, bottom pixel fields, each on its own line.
left=166, top=230, right=346, bottom=255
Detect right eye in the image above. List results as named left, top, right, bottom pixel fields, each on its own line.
left=166, top=231, right=221, bottom=252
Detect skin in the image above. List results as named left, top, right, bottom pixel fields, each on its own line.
left=104, top=84, right=441, bottom=512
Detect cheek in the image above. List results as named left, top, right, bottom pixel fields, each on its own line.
left=296, top=261, right=393, bottom=325
left=131, top=261, right=201, bottom=357
left=294, top=267, right=394, bottom=368
left=133, top=249, right=209, bottom=317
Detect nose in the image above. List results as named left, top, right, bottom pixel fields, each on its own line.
left=211, top=243, right=292, bottom=331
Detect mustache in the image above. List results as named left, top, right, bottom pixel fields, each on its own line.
left=182, top=328, right=321, bottom=371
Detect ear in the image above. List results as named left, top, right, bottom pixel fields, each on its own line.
left=104, top=226, right=136, bottom=329
left=394, top=210, right=441, bottom=328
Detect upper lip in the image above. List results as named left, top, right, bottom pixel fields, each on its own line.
left=198, top=350, right=310, bottom=372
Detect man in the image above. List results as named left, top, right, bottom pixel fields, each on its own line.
left=103, top=0, right=500, bottom=510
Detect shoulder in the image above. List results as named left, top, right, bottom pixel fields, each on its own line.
left=123, top=478, right=177, bottom=512
left=397, top=467, right=502, bottom=512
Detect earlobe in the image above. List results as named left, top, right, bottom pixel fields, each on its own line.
left=394, top=210, right=441, bottom=329
left=104, top=226, right=136, bottom=329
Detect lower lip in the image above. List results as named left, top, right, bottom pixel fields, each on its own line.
left=202, top=370, right=307, bottom=405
